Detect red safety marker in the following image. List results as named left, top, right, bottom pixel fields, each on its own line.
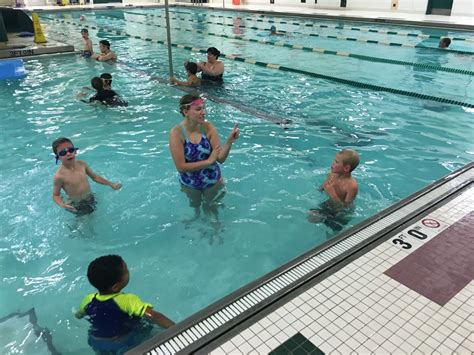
left=421, top=218, right=440, bottom=228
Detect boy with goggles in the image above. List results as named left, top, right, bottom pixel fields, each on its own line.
left=52, top=137, right=122, bottom=215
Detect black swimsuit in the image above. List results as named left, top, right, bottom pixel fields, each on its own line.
left=201, top=72, right=223, bottom=84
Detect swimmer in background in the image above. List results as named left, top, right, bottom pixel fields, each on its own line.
left=270, top=25, right=285, bottom=36
left=308, top=149, right=359, bottom=232
left=52, top=137, right=122, bottom=215
left=438, top=37, right=451, bottom=49
left=86, top=76, right=128, bottom=107
left=81, top=29, right=93, bottom=58
left=196, top=47, right=224, bottom=84
left=170, top=61, right=201, bottom=87
left=91, top=40, right=117, bottom=62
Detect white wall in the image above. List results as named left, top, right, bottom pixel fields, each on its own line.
left=213, top=0, right=473, bottom=16
left=451, top=0, right=474, bottom=16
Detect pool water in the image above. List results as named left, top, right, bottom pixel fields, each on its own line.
left=0, top=8, right=472, bottom=354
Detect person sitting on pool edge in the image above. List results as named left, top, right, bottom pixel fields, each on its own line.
left=196, top=47, right=224, bottom=84
left=438, top=37, right=451, bottom=49
left=76, top=255, right=175, bottom=353
left=87, top=76, right=128, bottom=107
left=92, top=40, right=117, bottom=62
left=170, top=61, right=201, bottom=87
left=52, top=137, right=122, bottom=215
left=308, top=149, right=360, bottom=232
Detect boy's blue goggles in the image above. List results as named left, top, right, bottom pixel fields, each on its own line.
left=57, top=147, right=77, bottom=157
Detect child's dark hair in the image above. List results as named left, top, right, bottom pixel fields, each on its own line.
left=185, top=62, right=198, bottom=75
left=439, top=37, right=451, bottom=48
left=81, top=28, right=88, bottom=34
left=52, top=137, right=73, bottom=154
left=91, top=77, right=104, bottom=91
left=179, top=93, right=201, bottom=115
left=100, top=73, right=112, bottom=86
left=99, top=40, right=111, bottom=49
left=87, top=255, right=125, bottom=293
left=207, top=47, right=221, bottom=59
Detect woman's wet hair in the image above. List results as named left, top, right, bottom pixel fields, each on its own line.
left=87, top=255, right=125, bottom=293
left=179, top=93, right=202, bottom=115
left=91, top=77, right=104, bottom=91
left=207, top=47, right=221, bottom=59
left=185, top=62, right=198, bottom=75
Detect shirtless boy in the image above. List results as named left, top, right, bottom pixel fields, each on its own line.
left=81, top=29, right=93, bottom=58
left=308, top=149, right=360, bottom=231
left=52, top=138, right=122, bottom=215
left=170, top=61, right=201, bottom=87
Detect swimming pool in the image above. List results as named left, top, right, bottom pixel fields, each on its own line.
left=0, top=7, right=472, bottom=354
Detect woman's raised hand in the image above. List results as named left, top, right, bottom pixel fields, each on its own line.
left=227, top=122, right=240, bottom=143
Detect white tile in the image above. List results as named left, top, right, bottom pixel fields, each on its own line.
left=237, top=341, right=253, bottom=353
left=221, top=340, right=236, bottom=353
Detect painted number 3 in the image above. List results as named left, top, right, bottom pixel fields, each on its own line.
left=392, top=238, right=412, bottom=249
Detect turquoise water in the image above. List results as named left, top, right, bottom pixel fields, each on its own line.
left=0, top=8, right=472, bottom=354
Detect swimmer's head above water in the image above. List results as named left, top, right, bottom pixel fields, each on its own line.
left=52, top=137, right=77, bottom=164
left=100, top=73, right=112, bottom=89
left=438, top=37, right=451, bottom=49
left=206, top=47, right=221, bottom=59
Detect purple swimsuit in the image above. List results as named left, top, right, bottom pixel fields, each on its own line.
left=179, top=125, right=221, bottom=190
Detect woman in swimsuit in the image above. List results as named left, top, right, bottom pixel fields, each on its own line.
left=197, top=47, right=224, bottom=84
left=169, top=93, right=240, bottom=218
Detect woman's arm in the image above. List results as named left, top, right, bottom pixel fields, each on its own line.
left=207, top=122, right=239, bottom=164
left=169, top=126, right=220, bottom=173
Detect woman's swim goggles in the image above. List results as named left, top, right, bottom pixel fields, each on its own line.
left=55, top=147, right=78, bottom=164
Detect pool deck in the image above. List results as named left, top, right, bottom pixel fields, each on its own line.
left=128, top=163, right=473, bottom=354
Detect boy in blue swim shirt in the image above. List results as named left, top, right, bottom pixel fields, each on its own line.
left=76, top=255, right=175, bottom=353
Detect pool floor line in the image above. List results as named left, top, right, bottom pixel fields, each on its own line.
left=41, top=15, right=474, bottom=109
left=97, top=12, right=474, bottom=77
left=127, top=163, right=474, bottom=354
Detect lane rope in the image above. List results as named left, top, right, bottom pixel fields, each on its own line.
left=98, top=12, right=474, bottom=77
left=41, top=15, right=474, bottom=109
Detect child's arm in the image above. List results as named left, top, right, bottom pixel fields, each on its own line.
left=52, top=176, right=77, bottom=212
left=85, top=163, right=122, bottom=190
left=144, top=307, right=175, bottom=328
left=170, top=76, right=191, bottom=86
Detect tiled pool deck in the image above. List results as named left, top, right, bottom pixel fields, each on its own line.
left=209, top=185, right=473, bottom=355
